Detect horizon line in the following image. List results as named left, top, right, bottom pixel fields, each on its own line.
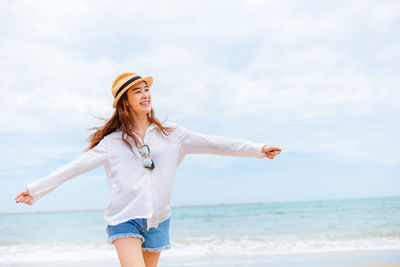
left=2, top=195, right=399, bottom=215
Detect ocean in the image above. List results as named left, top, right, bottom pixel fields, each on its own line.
left=1, top=196, right=399, bottom=267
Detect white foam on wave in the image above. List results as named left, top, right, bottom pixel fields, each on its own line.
left=0, top=243, right=116, bottom=264
left=1, top=236, right=399, bottom=264
left=162, top=235, right=400, bottom=258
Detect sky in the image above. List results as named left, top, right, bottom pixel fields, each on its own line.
left=1, top=0, right=399, bottom=212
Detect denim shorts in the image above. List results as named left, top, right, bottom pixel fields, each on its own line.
left=106, top=217, right=171, bottom=252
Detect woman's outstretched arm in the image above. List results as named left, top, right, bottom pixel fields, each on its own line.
left=15, top=136, right=108, bottom=205
left=177, top=124, right=281, bottom=159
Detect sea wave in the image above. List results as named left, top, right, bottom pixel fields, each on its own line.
left=1, top=235, right=399, bottom=264
left=167, top=235, right=400, bottom=257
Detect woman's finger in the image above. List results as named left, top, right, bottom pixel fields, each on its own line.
left=21, top=196, right=31, bottom=203
left=23, top=197, right=32, bottom=205
left=263, top=145, right=282, bottom=154
left=266, top=151, right=279, bottom=156
left=14, top=192, right=26, bottom=200
left=15, top=189, right=30, bottom=200
left=270, top=148, right=281, bottom=153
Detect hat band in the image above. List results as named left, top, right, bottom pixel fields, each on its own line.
left=115, top=75, right=143, bottom=99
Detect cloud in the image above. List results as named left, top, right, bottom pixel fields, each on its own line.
left=0, top=0, right=399, bottom=168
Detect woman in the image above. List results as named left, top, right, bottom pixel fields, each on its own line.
left=15, top=72, right=282, bottom=267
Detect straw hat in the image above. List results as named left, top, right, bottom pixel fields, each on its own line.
left=111, top=72, right=153, bottom=108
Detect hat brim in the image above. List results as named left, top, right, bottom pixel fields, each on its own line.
left=113, top=76, right=153, bottom=108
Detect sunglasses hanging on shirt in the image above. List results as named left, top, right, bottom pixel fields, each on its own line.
left=138, top=144, right=155, bottom=169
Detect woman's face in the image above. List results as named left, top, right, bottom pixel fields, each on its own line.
left=126, top=81, right=152, bottom=115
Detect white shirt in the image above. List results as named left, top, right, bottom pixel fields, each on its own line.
left=25, top=122, right=266, bottom=230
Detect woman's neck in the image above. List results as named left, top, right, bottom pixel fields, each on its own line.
left=132, top=114, right=151, bottom=133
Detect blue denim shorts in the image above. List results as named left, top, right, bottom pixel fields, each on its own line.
left=106, top=217, right=171, bottom=252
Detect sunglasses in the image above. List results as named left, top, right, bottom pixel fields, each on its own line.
left=138, top=144, right=155, bottom=169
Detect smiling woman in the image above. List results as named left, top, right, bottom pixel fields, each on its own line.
left=14, top=72, right=282, bottom=267
left=86, top=72, right=176, bottom=154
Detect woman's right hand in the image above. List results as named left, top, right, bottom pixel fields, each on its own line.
left=262, top=145, right=282, bottom=160
left=15, top=189, right=33, bottom=205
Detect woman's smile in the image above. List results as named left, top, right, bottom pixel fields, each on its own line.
left=141, top=101, right=151, bottom=107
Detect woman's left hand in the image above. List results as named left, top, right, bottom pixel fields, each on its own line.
left=262, top=145, right=282, bottom=160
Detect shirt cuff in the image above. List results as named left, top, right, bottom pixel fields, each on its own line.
left=25, top=183, right=39, bottom=204
left=252, top=142, right=266, bottom=159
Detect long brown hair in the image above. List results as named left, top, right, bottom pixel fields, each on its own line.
left=85, top=86, right=176, bottom=152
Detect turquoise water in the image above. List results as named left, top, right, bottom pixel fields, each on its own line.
left=1, top=196, right=400, bottom=266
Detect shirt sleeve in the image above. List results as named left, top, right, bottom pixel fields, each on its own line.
left=25, top=136, right=108, bottom=204
left=177, top=124, right=266, bottom=159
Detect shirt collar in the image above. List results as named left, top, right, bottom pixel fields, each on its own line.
left=116, top=122, right=158, bottom=134
left=147, top=122, right=158, bottom=133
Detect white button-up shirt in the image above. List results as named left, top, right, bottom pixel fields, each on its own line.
left=25, top=122, right=266, bottom=230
